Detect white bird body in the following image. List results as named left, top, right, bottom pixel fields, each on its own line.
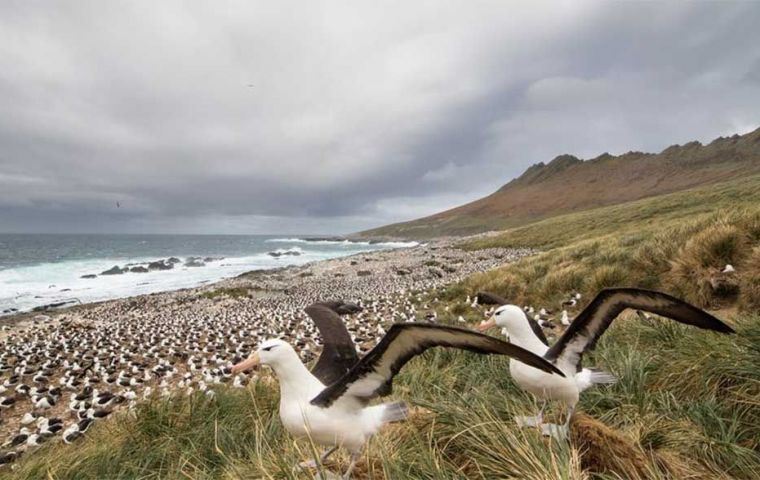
left=503, top=317, right=581, bottom=406
left=478, top=289, right=733, bottom=438
left=263, top=342, right=390, bottom=453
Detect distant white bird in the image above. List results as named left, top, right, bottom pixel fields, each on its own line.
left=478, top=288, right=734, bottom=438
left=722, top=264, right=736, bottom=273
left=560, top=310, right=571, bottom=326
left=232, top=318, right=561, bottom=478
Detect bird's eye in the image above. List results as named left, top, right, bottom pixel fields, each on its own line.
left=262, top=346, right=276, bottom=352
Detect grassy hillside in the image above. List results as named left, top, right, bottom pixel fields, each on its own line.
left=456, top=175, right=760, bottom=311
left=357, top=128, right=760, bottom=239
left=5, top=178, right=760, bottom=480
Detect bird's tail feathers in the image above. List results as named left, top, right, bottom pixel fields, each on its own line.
left=589, top=369, right=618, bottom=385
left=381, top=401, right=409, bottom=424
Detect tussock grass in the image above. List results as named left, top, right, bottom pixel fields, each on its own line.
left=8, top=316, right=759, bottom=479
left=458, top=207, right=760, bottom=311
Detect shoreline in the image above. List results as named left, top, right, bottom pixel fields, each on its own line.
left=0, top=240, right=533, bottom=449
left=0, top=237, right=421, bottom=321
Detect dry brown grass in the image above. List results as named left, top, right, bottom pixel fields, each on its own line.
left=738, top=246, right=760, bottom=311
left=665, top=223, right=748, bottom=307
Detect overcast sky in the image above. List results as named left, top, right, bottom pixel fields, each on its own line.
left=1, top=1, right=759, bottom=235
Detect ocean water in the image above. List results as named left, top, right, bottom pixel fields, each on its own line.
left=0, top=234, right=417, bottom=315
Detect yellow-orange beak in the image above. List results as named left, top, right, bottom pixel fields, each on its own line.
left=231, top=352, right=260, bottom=374
left=476, top=318, right=496, bottom=332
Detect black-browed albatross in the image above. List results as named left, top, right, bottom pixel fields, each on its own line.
left=232, top=303, right=564, bottom=479
left=476, top=288, right=734, bottom=438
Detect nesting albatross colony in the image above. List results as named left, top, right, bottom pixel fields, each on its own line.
left=0, top=242, right=531, bottom=470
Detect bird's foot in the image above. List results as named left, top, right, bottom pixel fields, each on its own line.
left=514, top=414, right=543, bottom=428
left=540, top=423, right=568, bottom=440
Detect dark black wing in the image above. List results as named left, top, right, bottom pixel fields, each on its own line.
left=477, top=291, right=549, bottom=346
left=310, top=323, right=564, bottom=408
left=305, top=304, right=361, bottom=385
left=315, top=300, right=363, bottom=315
left=545, top=288, right=734, bottom=373
left=475, top=291, right=507, bottom=305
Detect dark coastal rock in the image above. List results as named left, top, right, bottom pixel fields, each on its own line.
left=357, top=270, right=372, bottom=277
left=268, top=250, right=301, bottom=258
left=167, top=257, right=182, bottom=264
left=203, top=256, right=223, bottom=263
left=101, top=266, right=125, bottom=275
left=428, top=268, right=444, bottom=278
left=130, top=266, right=149, bottom=273
left=350, top=261, right=358, bottom=265
left=394, top=268, right=412, bottom=276
left=80, top=274, right=97, bottom=279
left=148, top=261, right=173, bottom=271
left=32, top=300, right=76, bottom=312
left=185, top=258, right=205, bottom=267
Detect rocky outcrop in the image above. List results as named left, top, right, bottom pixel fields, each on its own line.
left=185, top=258, right=206, bottom=267
left=268, top=249, right=302, bottom=258
left=101, top=266, right=125, bottom=275
left=148, top=261, right=173, bottom=271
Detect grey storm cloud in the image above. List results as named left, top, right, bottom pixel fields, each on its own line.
left=1, top=1, right=759, bottom=234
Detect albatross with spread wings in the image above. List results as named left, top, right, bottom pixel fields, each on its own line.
left=232, top=301, right=564, bottom=479
left=476, top=288, right=734, bottom=438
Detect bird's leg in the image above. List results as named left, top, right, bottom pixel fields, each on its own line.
left=562, top=405, right=575, bottom=434
left=320, top=445, right=338, bottom=463
left=342, top=452, right=361, bottom=479
left=515, top=401, right=546, bottom=428
left=298, top=446, right=338, bottom=469
left=541, top=404, right=574, bottom=440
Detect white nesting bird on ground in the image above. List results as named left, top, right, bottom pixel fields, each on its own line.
left=476, top=288, right=734, bottom=438
left=232, top=301, right=563, bottom=479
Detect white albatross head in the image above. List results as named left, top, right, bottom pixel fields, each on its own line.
left=230, top=338, right=295, bottom=374
left=476, top=304, right=528, bottom=338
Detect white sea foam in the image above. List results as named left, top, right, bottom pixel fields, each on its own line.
left=267, top=237, right=420, bottom=248
left=0, top=246, right=373, bottom=315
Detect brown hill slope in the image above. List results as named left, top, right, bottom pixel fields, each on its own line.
left=357, top=127, right=760, bottom=239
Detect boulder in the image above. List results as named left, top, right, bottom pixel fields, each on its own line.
left=148, top=261, right=173, bottom=271
left=357, top=270, right=372, bottom=277
left=80, top=274, right=97, bottom=279
left=101, top=265, right=125, bottom=275
left=130, top=266, right=149, bottom=273
left=268, top=249, right=301, bottom=258
left=185, top=259, right=206, bottom=267
left=167, top=257, right=182, bottom=264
